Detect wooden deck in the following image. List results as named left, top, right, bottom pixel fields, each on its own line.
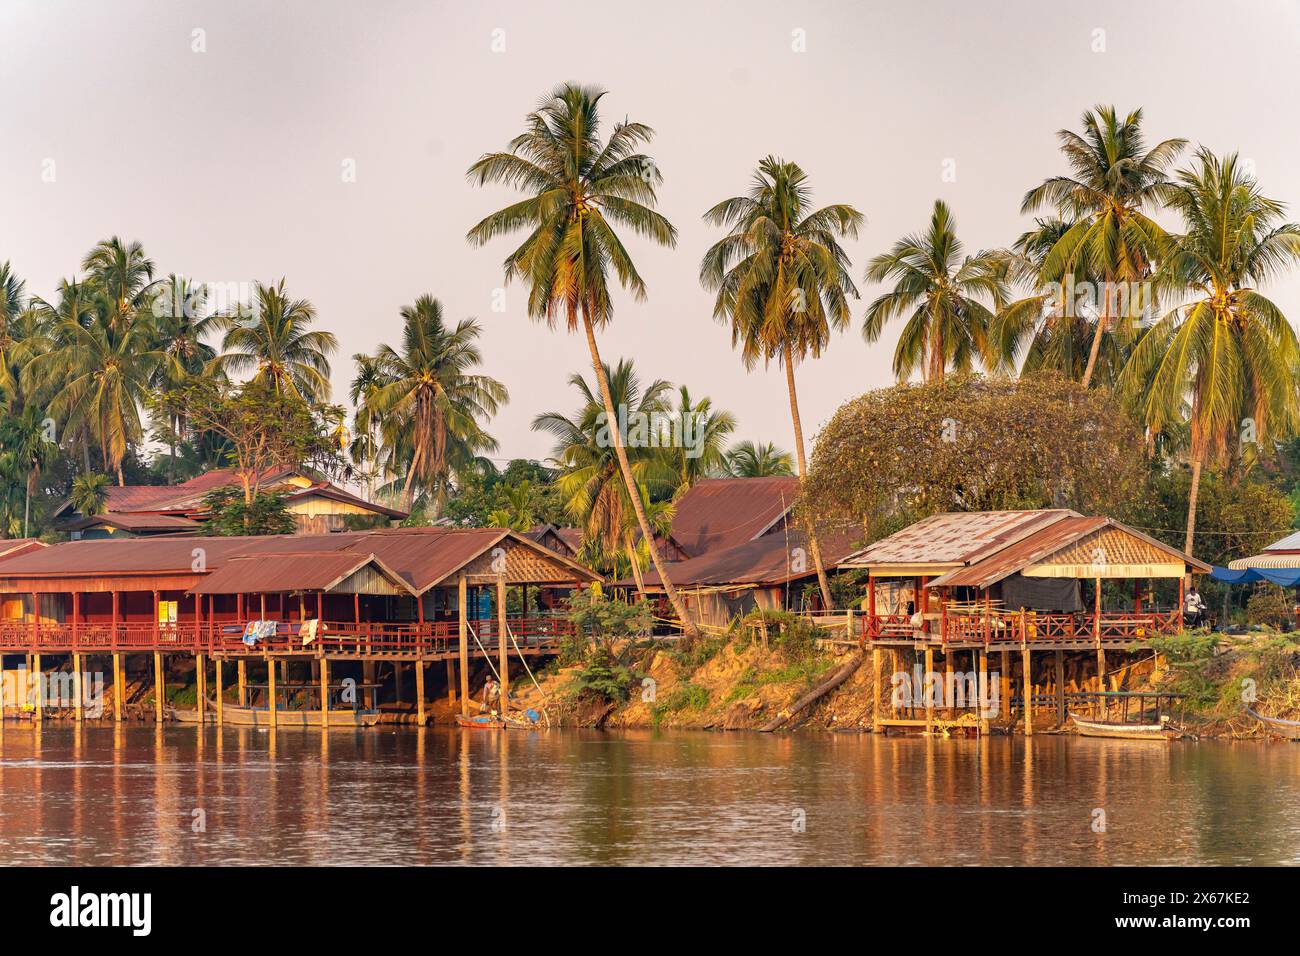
left=857, top=608, right=1179, bottom=648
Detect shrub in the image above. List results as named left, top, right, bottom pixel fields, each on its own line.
left=569, top=648, right=636, bottom=703
left=1246, top=584, right=1293, bottom=629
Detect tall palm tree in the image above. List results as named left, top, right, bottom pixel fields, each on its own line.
left=700, top=156, right=862, bottom=607
left=215, top=279, right=337, bottom=401
left=0, top=405, right=56, bottom=537
left=26, top=279, right=98, bottom=468
left=82, top=237, right=157, bottom=330
left=466, top=83, right=697, bottom=634
left=863, top=200, right=1006, bottom=382
left=27, top=311, right=163, bottom=485
left=661, top=386, right=736, bottom=495
left=1118, top=149, right=1300, bottom=555
left=1021, top=106, right=1186, bottom=387
left=532, top=359, right=675, bottom=582
left=0, top=261, right=26, bottom=336
left=151, top=276, right=218, bottom=483
left=726, top=439, right=794, bottom=477
left=352, top=295, right=507, bottom=512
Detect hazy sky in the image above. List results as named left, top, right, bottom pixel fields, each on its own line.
left=3, top=0, right=1300, bottom=466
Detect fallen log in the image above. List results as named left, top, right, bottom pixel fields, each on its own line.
left=758, top=651, right=866, bottom=732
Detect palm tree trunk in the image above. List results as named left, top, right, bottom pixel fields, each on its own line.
left=783, top=343, right=834, bottom=609
left=1080, top=276, right=1111, bottom=388
left=625, top=537, right=646, bottom=596
left=580, top=310, right=698, bottom=640
left=1184, top=454, right=1203, bottom=557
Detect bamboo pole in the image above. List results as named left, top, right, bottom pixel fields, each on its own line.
left=458, top=574, right=469, bottom=717
left=113, top=654, right=123, bottom=722
left=497, top=577, right=509, bottom=714
left=237, top=660, right=247, bottom=706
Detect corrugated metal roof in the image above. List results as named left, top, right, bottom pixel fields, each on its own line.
left=1264, top=530, right=1300, bottom=552
left=668, top=477, right=800, bottom=557
left=630, top=528, right=861, bottom=589
left=0, top=526, right=599, bottom=592
left=69, top=513, right=203, bottom=532
left=841, top=510, right=1077, bottom=568
left=928, top=517, right=1208, bottom=588
left=0, top=539, right=47, bottom=564
left=189, top=552, right=413, bottom=595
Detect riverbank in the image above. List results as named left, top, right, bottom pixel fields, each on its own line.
left=507, top=626, right=1300, bottom=741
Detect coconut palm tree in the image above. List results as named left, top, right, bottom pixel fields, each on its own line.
left=863, top=200, right=1006, bottom=383
left=0, top=405, right=56, bottom=537
left=151, top=276, right=219, bottom=483
left=82, top=237, right=157, bottom=330
left=352, top=295, right=507, bottom=512
left=660, top=386, right=736, bottom=495
left=726, top=439, right=794, bottom=477
left=1118, top=149, right=1300, bottom=555
left=0, top=261, right=26, bottom=335
left=25, top=279, right=99, bottom=468
left=700, top=156, right=862, bottom=607
left=215, top=279, right=337, bottom=401
left=1021, top=106, right=1186, bottom=388
left=467, top=83, right=696, bottom=634
left=69, top=471, right=111, bottom=518
left=532, top=359, right=675, bottom=580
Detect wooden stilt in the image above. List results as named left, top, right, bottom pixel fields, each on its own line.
left=1055, top=650, right=1066, bottom=727
left=943, top=648, right=955, bottom=718
left=1021, top=646, right=1033, bottom=737
left=215, top=658, right=224, bottom=726
left=153, top=652, right=164, bottom=724
left=113, top=653, right=124, bottom=722
left=446, top=658, right=456, bottom=709
left=458, top=574, right=469, bottom=717
left=196, top=653, right=206, bottom=723
left=33, top=653, right=42, bottom=723
left=871, top=646, right=883, bottom=734
left=237, top=660, right=247, bottom=706
left=363, top=661, right=375, bottom=709
left=1000, top=650, right=1010, bottom=722
left=978, top=649, right=989, bottom=734
left=496, top=576, right=509, bottom=714
left=415, top=657, right=426, bottom=726
left=394, top=661, right=403, bottom=705
left=267, top=658, right=277, bottom=728
left=923, top=645, right=935, bottom=734
left=1096, top=646, right=1108, bottom=694
left=73, top=653, right=83, bottom=722
left=319, top=657, right=329, bottom=729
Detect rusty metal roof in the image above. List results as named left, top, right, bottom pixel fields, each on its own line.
left=66, top=513, right=204, bottom=532
left=189, top=552, right=413, bottom=595
left=668, top=477, right=800, bottom=558
left=629, top=528, right=861, bottom=589
left=840, top=510, right=1077, bottom=569
left=0, top=539, right=47, bottom=564
left=0, top=527, right=597, bottom=591
left=926, top=516, right=1208, bottom=588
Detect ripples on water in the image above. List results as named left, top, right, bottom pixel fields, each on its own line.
left=0, top=724, right=1296, bottom=865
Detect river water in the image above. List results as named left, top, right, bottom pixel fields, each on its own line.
left=0, top=724, right=1295, bottom=865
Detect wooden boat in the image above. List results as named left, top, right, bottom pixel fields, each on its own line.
left=171, top=703, right=380, bottom=728
left=1069, top=712, right=1175, bottom=741
left=1246, top=707, right=1300, bottom=740
left=454, top=711, right=538, bottom=730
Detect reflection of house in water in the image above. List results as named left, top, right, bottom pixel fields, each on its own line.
left=838, top=510, right=1208, bottom=734
left=53, top=466, right=408, bottom=538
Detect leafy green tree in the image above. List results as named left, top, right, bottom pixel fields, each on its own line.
left=726, top=440, right=794, bottom=477
left=700, top=156, right=862, bottom=607
left=215, top=279, right=337, bottom=401
left=1118, top=150, right=1300, bottom=554
left=202, top=488, right=296, bottom=536
left=467, top=83, right=696, bottom=636
left=863, top=200, right=1006, bottom=382
left=69, top=472, right=111, bottom=518
left=1020, top=106, right=1185, bottom=387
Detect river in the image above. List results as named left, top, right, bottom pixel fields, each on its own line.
left=0, top=724, right=1296, bottom=865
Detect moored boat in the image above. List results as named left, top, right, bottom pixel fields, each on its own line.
left=171, top=703, right=380, bottom=727
left=1069, top=712, right=1175, bottom=741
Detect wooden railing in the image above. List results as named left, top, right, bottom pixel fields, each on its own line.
left=857, top=607, right=1181, bottom=645
left=0, top=615, right=576, bottom=657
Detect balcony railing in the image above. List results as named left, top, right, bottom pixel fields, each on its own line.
left=856, top=607, right=1180, bottom=645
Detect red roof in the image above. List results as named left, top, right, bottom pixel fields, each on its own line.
left=841, top=510, right=1077, bottom=569
left=629, top=528, right=861, bottom=589
left=668, top=477, right=800, bottom=558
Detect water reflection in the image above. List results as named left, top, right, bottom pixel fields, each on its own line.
left=0, top=724, right=1296, bottom=865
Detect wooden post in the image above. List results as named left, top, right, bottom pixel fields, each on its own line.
left=446, top=658, right=456, bottom=709
left=1055, top=650, right=1066, bottom=727
left=152, top=590, right=160, bottom=645
left=111, top=590, right=120, bottom=647
left=363, top=661, right=374, bottom=709
left=496, top=576, right=509, bottom=714
left=978, top=649, right=989, bottom=734
left=458, top=574, right=469, bottom=717
left=237, top=659, right=247, bottom=706
left=319, top=656, right=329, bottom=729
left=153, top=652, right=164, bottom=724
left=923, top=645, right=934, bottom=734
left=113, top=654, right=124, bottom=722
left=267, top=658, right=277, bottom=728
left=196, top=653, right=206, bottom=723
left=845, top=607, right=854, bottom=646
left=1000, top=649, right=1010, bottom=721
left=871, top=645, right=883, bottom=734
left=33, top=653, right=41, bottom=723
left=943, top=648, right=955, bottom=718
left=1021, top=646, right=1033, bottom=736
left=215, top=658, right=224, bottom=726
left=73, top=652, right=83, bottom=722
left=415, top=657, right=425, bottom=726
